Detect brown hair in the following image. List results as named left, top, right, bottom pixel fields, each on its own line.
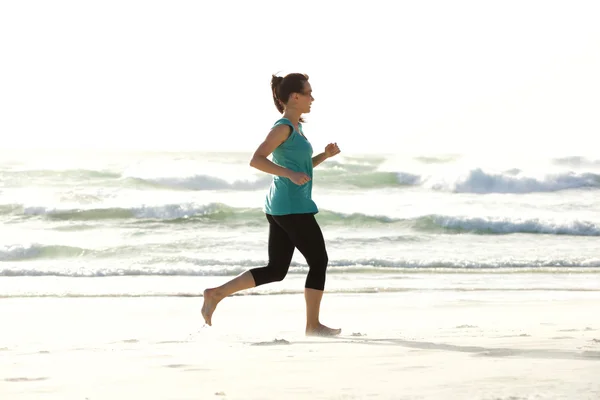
left=271, top=73, right=309, bottom=121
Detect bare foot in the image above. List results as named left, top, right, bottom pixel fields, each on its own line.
left=201, top=288, right=221, bottom=326
left=306, top=323, right=342, bottom=337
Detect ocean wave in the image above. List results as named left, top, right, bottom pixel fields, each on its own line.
left=413, top=155, right=461, bottom=164
left=327, top=235, right=424, bottom=246
left=320, top=166, right=600, bottom=193
left=4, top=159, right=600, bottom=194
left=125, top=175, right=272, bottom=191
left=0, top=243, right=160, bottom=262
left=21, top=206, right=137, bottom=220
left=320, top=170, right=417, bottom=188
left=552, top=156, right=600, bottom=168
left=0, top=244, right=89, bottom=261
left=3, top=202, right=394, bottom=225
left=132, top=169, right=421, bottom=190
left=121, top=159, right=274, bottom=191
left=2, top=258, right=600, bottom=276
left=14, top=203, right=256, bottom=221
left=0, top=169, right=121, bottom=180
left=417, top=215, right=600, bottom=236
left=0, top=204, right=23, bottom=215
left=3, top=203, right=600, bottom=236
left=0, top=166, right=272, bottom=191
left=426, top=168, right=600, bottom=193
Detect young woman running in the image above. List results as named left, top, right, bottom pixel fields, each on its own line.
left=201, top=73, right=341, bottom=336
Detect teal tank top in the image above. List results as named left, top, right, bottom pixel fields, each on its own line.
left=263, top=118, right=319, bottom=216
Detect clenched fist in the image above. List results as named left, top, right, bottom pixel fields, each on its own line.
left=288, top=171, right=311, bottom=186
left=325, top=143, right=341, bottom=158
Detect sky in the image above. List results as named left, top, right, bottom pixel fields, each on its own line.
left=1, top=0, right=599, bottom=156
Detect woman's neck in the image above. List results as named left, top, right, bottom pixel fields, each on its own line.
left=282, top=109, right=301, bottom=127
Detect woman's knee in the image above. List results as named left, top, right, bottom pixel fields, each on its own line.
left=264, top=263, right=288, bottom=282
left=308, top=252, right=328, bottom=275
left=318, top=250, right=329, bottom=269
left=251, top=265, right=288, bottom=285
left=271, top=268, right=287, bottom=282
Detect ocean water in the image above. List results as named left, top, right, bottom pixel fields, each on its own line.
left=1, top=149, right=599, bottom=298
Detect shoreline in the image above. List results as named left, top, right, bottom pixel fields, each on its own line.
left=1, top=271, right=599, bottom=299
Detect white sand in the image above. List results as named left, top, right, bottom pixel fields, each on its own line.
left=1, top=290, right=600, bottom=399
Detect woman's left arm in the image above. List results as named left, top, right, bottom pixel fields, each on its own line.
left=313, top=143, right=340, bottom=168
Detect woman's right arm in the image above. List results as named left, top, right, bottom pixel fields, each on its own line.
left=249, top=125, right=310, bottom=185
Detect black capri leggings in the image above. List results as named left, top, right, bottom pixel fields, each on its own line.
left=250, top=213, right=329, bottom=291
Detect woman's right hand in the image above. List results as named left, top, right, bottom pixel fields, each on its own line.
left=288, top=171, right=311, bottom=185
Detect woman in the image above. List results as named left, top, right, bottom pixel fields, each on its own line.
left=201, top=73, right=341, bottom=336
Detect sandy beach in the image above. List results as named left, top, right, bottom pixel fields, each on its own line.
left=3, top=0, right=600, bottom=398
left=2, top=284, right=599, bottom=400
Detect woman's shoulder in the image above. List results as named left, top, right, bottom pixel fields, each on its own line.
left=272, top=118, right=295, bottom=130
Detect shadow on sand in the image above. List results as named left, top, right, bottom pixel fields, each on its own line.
left=298, top=337, right=600, bottom=361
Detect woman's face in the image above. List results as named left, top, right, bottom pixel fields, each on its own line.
left=295, top=81, right=314, bottom=114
